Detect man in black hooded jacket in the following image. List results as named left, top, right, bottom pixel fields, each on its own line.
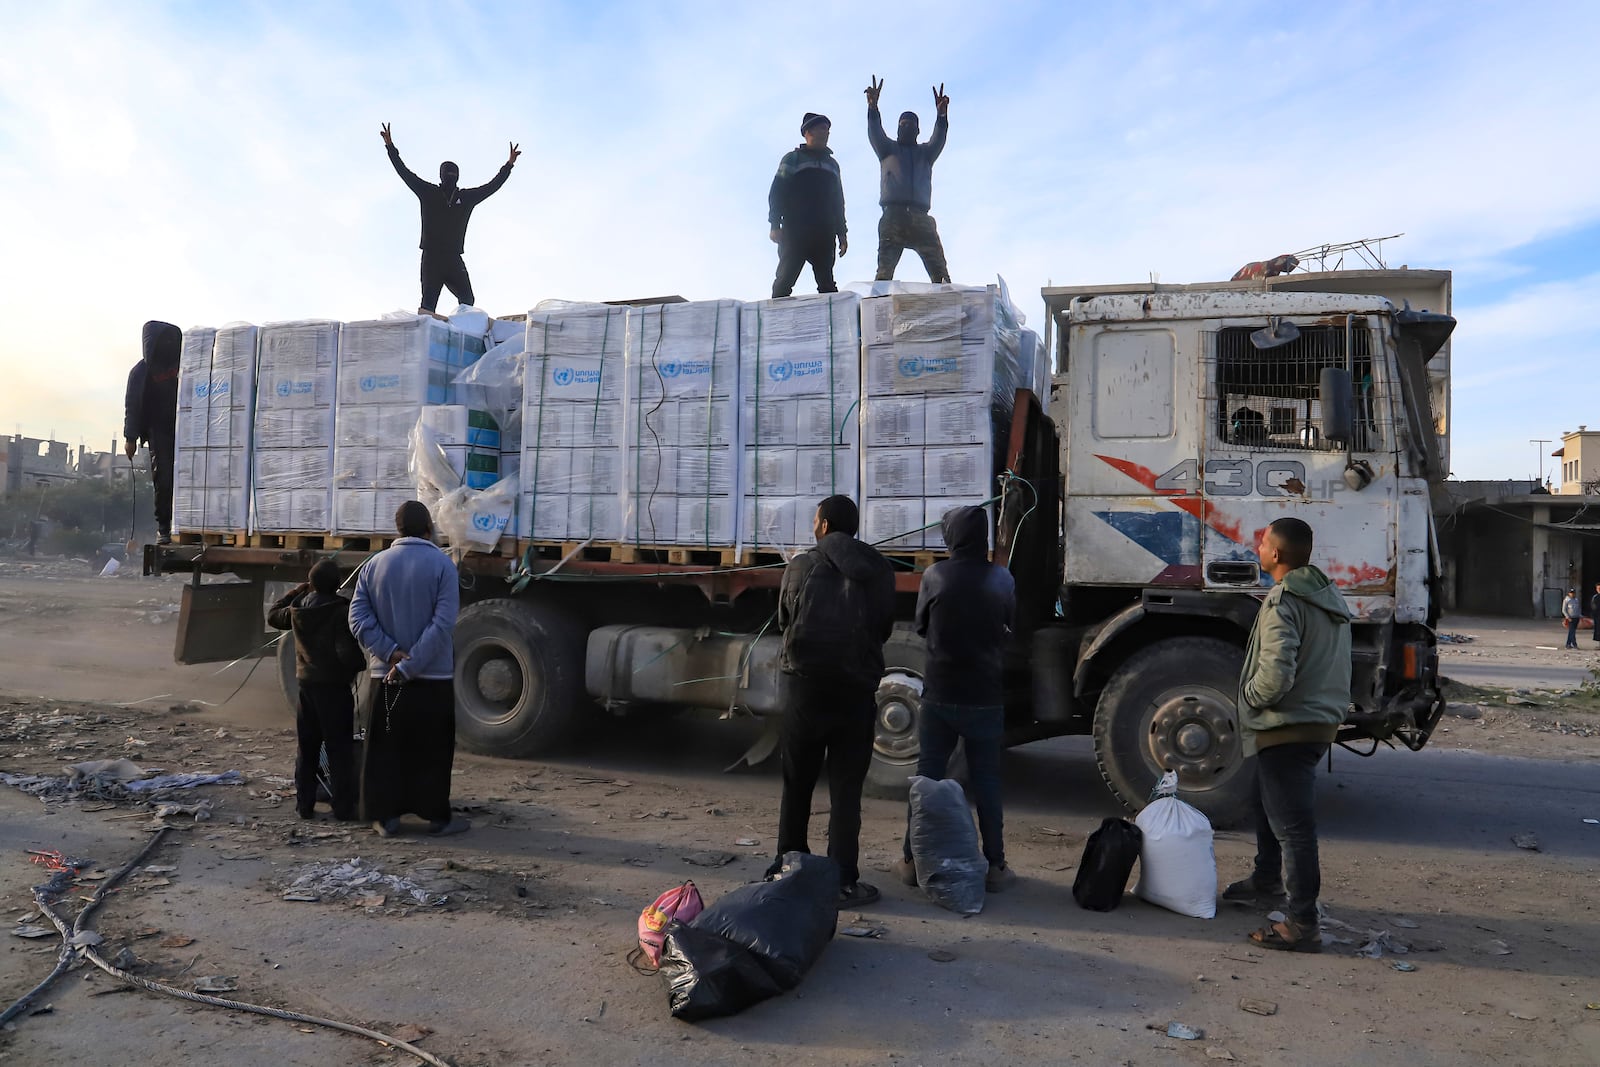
left=381, top=123, right=519, bottom=314
left=122, top=320, right=183, bottom=543
left=895, top=506, right=1017, bottom=891
left=268, top=560, right=365, bottom=821
left=768, top=112, right=848, bottom=298
left=769, top=495, right=896, bottom=906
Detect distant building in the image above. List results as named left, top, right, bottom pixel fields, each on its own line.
left=1435, top=479, right=1600, bottom=618
left=3, top=436, right=75, bottom=493
left=1552, top=427, right=1600, bottom=495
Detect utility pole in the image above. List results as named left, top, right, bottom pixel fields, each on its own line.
left=1531, top=439, right=1551, bottom=487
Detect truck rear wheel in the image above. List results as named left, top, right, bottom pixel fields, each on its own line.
left=1092, top=636, right=1252, bottom=827
left=454, top=599, right=587, bottom=757
left=276, top=632, right=298, bottom=715
left=863, top=630, right=967, bottom=799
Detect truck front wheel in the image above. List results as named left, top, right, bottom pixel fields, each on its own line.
left=1092, top=636, right=1253, bottom=827
left=863, top=630, right=966, bottom=799
left=454, top=599, right=587, bottom=758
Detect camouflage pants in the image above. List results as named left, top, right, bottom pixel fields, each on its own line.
left=875, top=205, right=950, bottom=283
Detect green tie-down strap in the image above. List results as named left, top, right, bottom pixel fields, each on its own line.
left=701, top=305, right=722, bottom=550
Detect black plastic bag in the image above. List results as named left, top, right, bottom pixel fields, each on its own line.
left=693, top=852, right=839, bottom=989
left=660, top=922, right=782, bottom=1022
left=1072, top=817, right=1143, bottom=912
left=657, top=852, right=838, bottom=1020
left=908, top=775, right=987, bottom=914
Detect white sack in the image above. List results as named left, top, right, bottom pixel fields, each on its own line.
left=1133, top=771, right=1217, bottom=919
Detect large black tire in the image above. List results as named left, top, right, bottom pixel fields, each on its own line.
left=1092, top=636, right=1253, bottom=828
left=454, top=598, right=588, bottom=758
left=863, top=629, right=967, bottom=799
left=276, top=632, right=299, bottom=715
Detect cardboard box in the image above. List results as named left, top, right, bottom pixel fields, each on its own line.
left=924, top=445, right=992, bottom=497
left=863, top=397, right=926, bottom=447
left=862, top=498, right=927, bottom=550
left=742, top=448, right=798, bottom=496
left=864, top=448, right=924, bottom=498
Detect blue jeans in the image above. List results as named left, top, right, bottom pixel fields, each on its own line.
left=1567, top=618, right=1580, bottom=648
left=902, top=701, right=1006, bottom=868
left=1249, top=742, right=1328, bottom=927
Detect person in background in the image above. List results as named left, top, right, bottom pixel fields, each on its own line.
left=348, top=501, right=466, bottom=837
left=768, top=112, right=848, bottom=298
left=865, top=76, right=951, bottom=283
left=1563, top=588, right=1581, bottom=649
left=122, top=320, right=183, bottom=544
left=1591, top=582, right=1600, bottom=647
left=381, top=122, right=519, bottom=315
left=267, top=560, right=364, bottom=821
left=895, top=506, right=1017, bottom=893
left=1225, top=517, right=1351, bottom=953
left=769, top=495, right=896, bottom=906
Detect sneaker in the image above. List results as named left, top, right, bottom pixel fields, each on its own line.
left=156, top=534, right=172, bottom=545
left=985, top=863, right=1018, bottom=893
left=372, top=818, right=401, bottom=838
left=839, top=881, right=880, bottom=907
left=895, top=857, right=919, bottom=887
left=1222, top=877, right=1286, bottom=907
left=427, top=816, right=471, bottom=836
left=297, top=808, right=315, bottom=821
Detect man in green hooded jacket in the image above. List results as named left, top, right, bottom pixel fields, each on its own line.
left=1225, top=517, right=1351, bottom=952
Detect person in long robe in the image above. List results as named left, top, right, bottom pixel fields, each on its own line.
left=348, top=500, right=466, bottom=837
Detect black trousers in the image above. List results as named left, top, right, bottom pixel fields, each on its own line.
left=296, top=680, right=357, bottom=819
left=774, top=673, right=875, bottom=886
left=420, top=250, right=475, bottom=312
left=148, top=427, right=175, bottom=538
left=360, top=677, right=456, bottom=824
left=1249, top=742, right=1328, bottom=927
left=772, top=228, right=838, bottom=298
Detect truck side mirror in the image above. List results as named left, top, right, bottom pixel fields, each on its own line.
left=1319, top=367, right=1354, bottom=443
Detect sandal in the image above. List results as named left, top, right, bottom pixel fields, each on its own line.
left=1249, top=920, right=1321, bottom=953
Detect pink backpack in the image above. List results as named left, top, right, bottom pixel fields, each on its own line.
left=631, top=880, right=704, bottom=971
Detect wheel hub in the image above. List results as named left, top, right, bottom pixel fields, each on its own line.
left=1146, top=688, right=1239, bottom=787
left=477, top=656, right=521, bottom=704
left=874, top=670, right=923, bottom=762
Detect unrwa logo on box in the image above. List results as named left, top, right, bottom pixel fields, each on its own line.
left=360, top=374, right=401, bottom=393
left=472, top=512, right=507, bottom=532
left=551, top=367, right=601, bottom=387
left=898, top=355, right=958, bottom=379
left=275, top=380, right=314, bottom=397
left=659, top=359, right=711, bottom=380
left=766, top=357, right=827, bottom=384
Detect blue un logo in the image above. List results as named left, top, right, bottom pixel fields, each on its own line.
left=660, top=361, right=681, bottom=379
left=276, top=381, right=292, bottom=397
left=767, top=359, right=793, bottom=383
left=553, top=367, right=574, bottom=387
left=898, top=357, right=924, bottom=378
left=360, top=376, right=377, bottom=392
left=473, top=513, right=498, bottom=531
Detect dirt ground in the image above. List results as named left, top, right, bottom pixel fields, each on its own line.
left=1, top=562, right=1599, bottom=1065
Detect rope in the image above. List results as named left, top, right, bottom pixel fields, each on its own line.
left=528, top=317, right=550, bottom=541
left=752, top=306, right=762, bottom=552
left=701, top=306, right=721, bottom=550
left=14, top=827, right=455, bottom=1067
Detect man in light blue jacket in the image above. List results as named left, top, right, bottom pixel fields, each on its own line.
left=349, top=500, right=464, bottom=837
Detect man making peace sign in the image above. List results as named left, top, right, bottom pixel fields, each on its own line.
left=865, top=77, right=952, bottom=284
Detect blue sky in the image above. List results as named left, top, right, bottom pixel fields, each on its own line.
left=2, top=1, right=1596, bottom=482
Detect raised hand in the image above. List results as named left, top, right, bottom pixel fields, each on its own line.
left=507, top=141, right=521, bottom=166
left=380, top=122, right=393, bottom=147
left=933, top=83, right=949, bottom=116
left=865, top=75, right=883, bottom=108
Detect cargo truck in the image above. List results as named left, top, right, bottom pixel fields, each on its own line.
left=148, top=269, right=1454, bottom=824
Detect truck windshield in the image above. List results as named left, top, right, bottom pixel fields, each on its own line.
left=1211, top=324, right=1383, bottom=452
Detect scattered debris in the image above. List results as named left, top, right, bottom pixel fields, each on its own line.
left=282, top=890, right=321, bottom=903
left=1476, top=939, right=1513, bottom=956
left=11, top=925, right=53, bottom=939
left=1584, top=819, right=1598, bottom=826
left=1437, top=632, right=1475, bottom=644
left=282, top=858, right=449, bottom=906
left=1035, top=827, right=1065, bottom=837
left=840, top=925, right=885, bottom=939
left=1153, top=1022, right=1203, bottom=1041
left=1238, top=998, right=1278, bottom=1016
left=1392, top=961, right=1417, bottom=972
left=159, top=935, right=195, bottom=948
left=680, top=851, right=736, bottom=868
left=390, top=1022, right=434, bottom=1043
left=734, top=837, right=761, bottom=847
left=1391, top=917, right=1420, bottom=929
left=1511, top=832, right=1541, bottom=852
left=927, top=949, right=957, bottom=963
left=192, top=975, right=238, bottom=993
left=1508, top=1011, right=1539, bottom=1021
left=1505, top=696, right=1539, bottom=707
left=1443, top=703, right=1484, bottom=720
left=1205, top=1048, right=1236, bottom=1062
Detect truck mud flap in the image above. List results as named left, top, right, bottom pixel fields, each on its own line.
left=175, top=580, right=268, bottom=665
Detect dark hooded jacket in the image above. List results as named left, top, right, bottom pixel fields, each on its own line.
left=387, top=145, right=513, bottom=254
left=767, top=145, right=847, bottom=237
left=778, top=531, right=896, bottom=690
left=915, top=507, right=1015, bottom=705
left=867, top=108, right=947, bottom=211
left=267, top=587, right=365, bottom=685
left=123, top=321, right=183, bottom=448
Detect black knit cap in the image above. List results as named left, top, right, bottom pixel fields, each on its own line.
left=800, top=112, right=830, bottom=134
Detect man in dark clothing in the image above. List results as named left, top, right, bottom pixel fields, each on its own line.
left=267, top=560, right=365, bottom=820
left=768, top=495, right=896, bottom=906
left=1591, top=583, right=1600, bottom=645
left=865, top=77, right=951, bottom=283
left=895, top=506, right=1017, bottom=893
left=122, top=320, right=183, bottom=544
left=768, top=113, right=848, bottom=298
left=381, top=123, right=519, bottom=314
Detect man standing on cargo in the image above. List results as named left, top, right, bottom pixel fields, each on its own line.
left=769, top=495, right=896, bottom=906
left=768, top=113, right=848, bottom=298
left=895, top=506, right=1017, bottom=893
left=865, top=77, right=951, bottom=283
left=349, top=501, right=467, bottom=837
left=1225, top=517, right=1352, bottom=952
left=381, top=123, right=519, bottom=315
left=122, top=320, right=183, bottom=544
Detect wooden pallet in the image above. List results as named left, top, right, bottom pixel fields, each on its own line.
left=245, top=532, right=329, bottom=551
left=174, top=530, right=246, bottom=547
